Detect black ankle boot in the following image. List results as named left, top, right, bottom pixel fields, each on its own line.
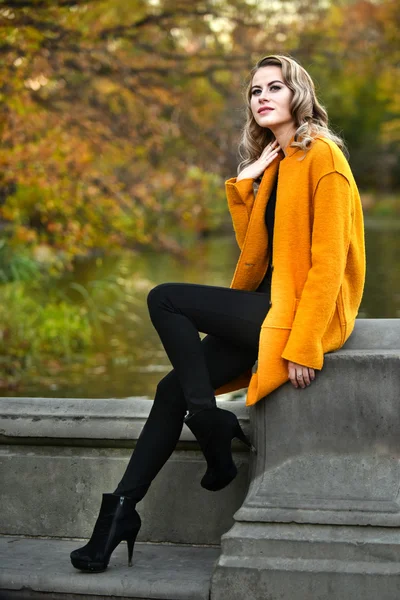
left=70, top=494, right=141, bottom=572
left=184, top=407, right=256, bottom=492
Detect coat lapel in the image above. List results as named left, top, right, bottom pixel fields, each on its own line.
left=230, top=156, right=282, bottom=290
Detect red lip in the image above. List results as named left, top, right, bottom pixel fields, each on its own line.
left=258, top=107, right=274, bottom=114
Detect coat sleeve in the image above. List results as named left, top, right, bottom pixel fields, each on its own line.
left=225, top=177, right=256, bottom=251
left=281, top=171, right=353, bottom=369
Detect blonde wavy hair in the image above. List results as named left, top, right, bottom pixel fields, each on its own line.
left=238, top=54, right=347, bottom=173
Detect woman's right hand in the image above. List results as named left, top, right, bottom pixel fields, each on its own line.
left=236, top=140, right=281, bottom=182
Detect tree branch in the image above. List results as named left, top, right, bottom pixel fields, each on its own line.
left=1, top=0, right=87, bottom=7
left=99, top=8, right=215, bottom=39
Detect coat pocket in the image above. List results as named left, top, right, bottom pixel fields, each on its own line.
left=261, top=297, right=298, bottom=330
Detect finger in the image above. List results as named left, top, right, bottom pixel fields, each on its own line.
left=288, top=364, right=298, bottom=388
left=261, top=150, right=279, bottom=165
left=310, top=368, right=315, bottom=381
left=266, top=145, right=281, bottom=158
left=263, top=141, right=280, bottom=154
left=261, top=146, right=274, bottom=158
left=296, top=370, right=306, bottom=389
left=264, top=151, right=279, bottom=165
left=266, top=142, right=280, bottom=154
left=302, top=368, right=311, bottom=386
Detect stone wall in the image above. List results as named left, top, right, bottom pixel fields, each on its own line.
left=211, top=319, right=400, bottom=600
left=0, top=397, right=250, bottom=545
left=2, top=319, right=400, bottom=599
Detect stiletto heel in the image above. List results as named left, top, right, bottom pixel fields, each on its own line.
left=185, top=407, right=257, bottom=492
left=70, top=494, right=141, bottom=572
left=234, top=423, right=257, bottom=454
left=127, top=536, right=134, bottom=567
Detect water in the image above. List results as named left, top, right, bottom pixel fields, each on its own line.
left=4, top=220, right=400, bottom=398
left=360, top=218, right=400, bottom=319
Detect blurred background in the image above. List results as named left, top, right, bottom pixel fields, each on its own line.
left=0, top=0, right=399, bottom=398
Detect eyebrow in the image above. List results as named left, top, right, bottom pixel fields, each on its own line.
left=251, top=80, right=284, bottom=89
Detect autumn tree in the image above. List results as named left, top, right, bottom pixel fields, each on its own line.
left=0, top=0, right=398, bottom=267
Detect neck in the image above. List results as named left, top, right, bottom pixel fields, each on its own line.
left=271, top=126, right=296, bottom=156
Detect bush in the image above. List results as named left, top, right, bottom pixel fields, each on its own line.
left=0, top=240, right=41, bottom=283
left=0, top=282, right=92, bottom=362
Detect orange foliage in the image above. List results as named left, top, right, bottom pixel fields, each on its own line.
left=0, top=0, right=398, bottom=267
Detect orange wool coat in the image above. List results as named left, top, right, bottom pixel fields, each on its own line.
left=216, top=137, right=366, bottom=406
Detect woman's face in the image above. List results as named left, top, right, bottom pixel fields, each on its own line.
left=250, top=66, right=295, bottom=135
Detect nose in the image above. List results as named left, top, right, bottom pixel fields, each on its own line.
left=258, top=88, right=270, bottom=102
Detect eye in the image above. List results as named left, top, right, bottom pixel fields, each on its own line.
left=270, top=85, right=282, bottom=92
left=251, top=88, right=261, bottom=96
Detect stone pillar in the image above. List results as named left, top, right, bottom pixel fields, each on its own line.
left=211, top=319, right=400, bottom=600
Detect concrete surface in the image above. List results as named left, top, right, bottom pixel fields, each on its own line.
left=211, top=524, right=400, bottom=600
left=238, top=349, right=400, bottom=527
left=0, top=396, right=250, bottom=443
left=0, top=446, right=248, bottom=544
left=2, top=318, right=400, bottom=600
left=341, top=318, right=400, bottom=349
left=0, top=535, right=220, bottom=600
left=0, top=398, right=250, bottom=545
left=210, top=319, right=400, bottom=600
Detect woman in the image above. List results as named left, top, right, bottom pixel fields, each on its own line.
left=70, top=54, right=365, bottom=572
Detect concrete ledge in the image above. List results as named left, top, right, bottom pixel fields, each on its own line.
left=210, top=319, right=400, bottom=600
left=341, top=318, right=400, bottom=349
left=238, top=349, right=400, bottom=527
left=211, top=524, right=400, bottom=600
left=0, top=397, right=250, bottom=444
left=0, top=535, right=220, bottom=600
left=0, top=398, right=250, bottom=545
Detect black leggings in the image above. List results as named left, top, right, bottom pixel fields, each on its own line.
left=114, top=280, right=271, bottom=499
